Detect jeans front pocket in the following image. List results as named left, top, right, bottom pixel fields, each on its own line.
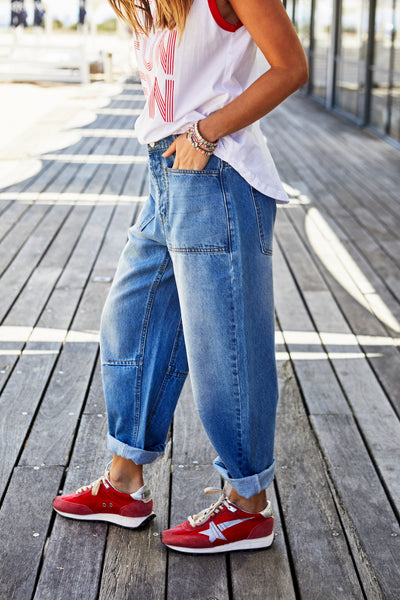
left=251, top=187, right=277, bottom=255
left=166, top=168, right=230, bottom=253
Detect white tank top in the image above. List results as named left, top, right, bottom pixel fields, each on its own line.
left=134, top=0, right=289, bottom=203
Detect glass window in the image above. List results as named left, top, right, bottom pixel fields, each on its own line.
left=294, top=0, right=312, bottom=53
left=335, top=0, right=370, bottom=120
left=390, top=2, right=400, bottom=139
left=371, top=0, right=393, bottom=133
left=371, top=0, right=400, bottom=140
left=285, top=0, right=295, bottom=22
left=312, top=0, right=334, bottom=101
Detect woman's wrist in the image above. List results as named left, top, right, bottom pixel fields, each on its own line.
left=186, top=121, right=219, bottom=156
left=197, top=119, right=219, bottom=144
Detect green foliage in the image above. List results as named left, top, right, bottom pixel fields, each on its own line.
left=98, top=18, right=118, bottom=32
left=52, top=18, right=63, bottom=30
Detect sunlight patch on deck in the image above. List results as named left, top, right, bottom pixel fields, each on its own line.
left=305, top=206, right=400, bottom=334
left=0, top=192, right=147, bottom=206
left=0, top=325, right=395, bottom=359
left=41, top=153, right=148, bottom=164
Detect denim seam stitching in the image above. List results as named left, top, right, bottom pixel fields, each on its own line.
left=102, top=360, right=142, bottom=367
left=147, top=319, right=188, bottom=425
left=221, top=171, right=244, bottom=472
left=165, top=168, right=220, bottom=175
left=220, top=162, right=232, bottom=252
left=132, top=249, right=171, bottom=445
left=138, top=214, right=155, bottom=231
left=250, top=187, right=273, bottom=256
left=168, top=245, right=229, bottom=254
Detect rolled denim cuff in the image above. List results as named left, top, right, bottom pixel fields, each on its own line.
left=107, top=434, right=162, bottom=464
left=213, top=456, right=276, bottom=498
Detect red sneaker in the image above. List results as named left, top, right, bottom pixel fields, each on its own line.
left=162, top=487, right=274, bottom=554
left=53, top=466, right=154, bottom=528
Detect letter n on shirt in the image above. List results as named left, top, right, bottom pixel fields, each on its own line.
left=136, top=30, right=177, bottom=123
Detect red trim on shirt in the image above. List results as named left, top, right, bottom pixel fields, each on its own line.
left=208, top=0, right=242, bottom=32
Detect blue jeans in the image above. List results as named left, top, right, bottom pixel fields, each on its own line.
left=100, top=135, right=278, bottom=498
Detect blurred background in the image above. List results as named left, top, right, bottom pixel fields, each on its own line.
left=0, top=0, right=135, bottom=84
left=0, top=0, right=137, bottom=156
left=0, top=0, right=399, bottom=147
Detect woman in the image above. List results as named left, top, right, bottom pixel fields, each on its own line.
left=53, top=0, right=308, bottom=554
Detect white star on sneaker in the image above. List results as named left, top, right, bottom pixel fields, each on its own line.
left=199, top=518, right=253, bottom=543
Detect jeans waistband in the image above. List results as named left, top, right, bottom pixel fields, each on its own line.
left=147, top=135, right=179, bottom=154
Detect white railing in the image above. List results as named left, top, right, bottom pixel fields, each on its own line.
left=0, top=29, right=90, bottom=84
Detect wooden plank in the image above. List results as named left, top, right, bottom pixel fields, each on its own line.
left=33, top=413, right=110, bottom=600
left=274, top=359, right=364, bottom=599
left=0, top=204, right=93, bottom=389
left=273, top=241, right=351, bottom=416
left=272, top=96, right=400, bottom=217
left=18, top=202, right=138, bottom=467
left=2, top=122, right=96, bottom=195
left=167, top=465, right=230, bottom=600
left=271, top=135, right=400, bottom=419
left=83, top=356, right=106, bottom=415
left=0, top=204, right=114, bottom=493
left=304, top=290, right=400, bottom=508
left=293, top=186, right=400, bottom=328
left=274, top=209, right=400, bottom=506
left=0, top=465, right=64, bottom=600
left=98, top=446, right=170, bottom=600
left=19, top=339, right=99, bottom=467
left=230, top=484, right=296, bottom=600
left=0, top=204, right=72, bottom=319
left=172, top=377, right=216, bottom=467
left=0, top=200, right=34, bottom=242
left=311, top=414, right=400, bottom=599
left=317, top=190, right=400, bottom=304
left=269, top=107, right=400, bottom=256
left=0, top=127, right=113, bottom=319
left=0, top=117, right=126, bottom=388
left=4, top=204, right=91, bottom=326
left=271, top=101, right=400, bottom=246
left=0, top=350, right=61, bottom=499
left=0, top=89, right=141, bottom=483
left=282, top=202, right=400, bottom=417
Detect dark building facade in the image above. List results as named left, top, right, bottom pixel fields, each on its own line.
left=285, top=0, right=399, bottom=144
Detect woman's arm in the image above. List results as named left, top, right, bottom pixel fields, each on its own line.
left=200, top=0, right=308, bottom=142
left=164, top=0, right=308, bottom=169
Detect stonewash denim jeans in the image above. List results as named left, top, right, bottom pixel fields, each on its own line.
left=100, top=135, right=279, bottom=498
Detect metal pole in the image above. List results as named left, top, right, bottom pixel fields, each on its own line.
left=364, top=0, right=377, bottom=126
left=309, top=0, right=316, bottom=96
left=326, top=0, right=341, bottom=109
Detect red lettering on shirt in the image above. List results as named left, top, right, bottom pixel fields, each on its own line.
left=136, top=29, right=177, bottom=122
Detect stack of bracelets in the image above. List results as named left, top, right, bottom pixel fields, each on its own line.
left=186, top=121, right=218, bottom=157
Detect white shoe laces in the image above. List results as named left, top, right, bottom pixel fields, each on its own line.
left=188, top=484, right=235, bottom=527
left=75, top=463, right=111, bottom=496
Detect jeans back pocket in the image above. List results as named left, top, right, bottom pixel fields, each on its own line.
left=251, top=187, right=277, bottom=255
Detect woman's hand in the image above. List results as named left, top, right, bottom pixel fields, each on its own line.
left=162, top=132, right=210, bottom=170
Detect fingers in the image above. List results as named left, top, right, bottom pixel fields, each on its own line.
left=161, top=134, right=210, bottom=170
left=162, top=140, right=176, bottom=158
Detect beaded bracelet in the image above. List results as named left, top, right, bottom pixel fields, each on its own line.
left=186, top=121, right=218, bottom=157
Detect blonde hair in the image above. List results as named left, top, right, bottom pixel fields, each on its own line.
left=108, top=0, right=193, bottom=36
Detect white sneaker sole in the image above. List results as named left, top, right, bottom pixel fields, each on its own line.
left=54, top=508, right=155, bottom=529
left=164, top=532, right=274, bottom=554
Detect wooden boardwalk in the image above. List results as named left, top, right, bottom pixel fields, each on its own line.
left=0, top=80, right=399, bottom=600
